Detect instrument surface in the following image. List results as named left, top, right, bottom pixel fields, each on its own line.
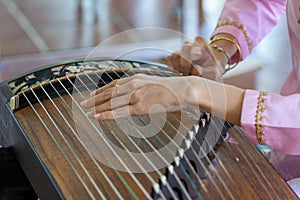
left=0, top=59, right=297, bottom=199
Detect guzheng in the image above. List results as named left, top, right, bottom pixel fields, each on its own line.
left=0, top=58, right=297, bottom=200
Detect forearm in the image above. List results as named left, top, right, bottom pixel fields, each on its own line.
left=192, top=76, right=245, bottom=126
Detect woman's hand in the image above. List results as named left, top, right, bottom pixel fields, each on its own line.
left=80, top=74, right=203, bottom=120
left=80, top=73, right=244, bottom=125
left=165, top=36, right=225, bottom=81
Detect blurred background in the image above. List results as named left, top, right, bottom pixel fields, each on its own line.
left=0, top=0, right=292, bottom=92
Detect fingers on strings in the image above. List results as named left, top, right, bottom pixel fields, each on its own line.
left=81, top=75, right=150, bottom=120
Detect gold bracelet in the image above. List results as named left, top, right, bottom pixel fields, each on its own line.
left=209, top=36, right=242, bottom=69
left=210, top=44, right=231, bottom=73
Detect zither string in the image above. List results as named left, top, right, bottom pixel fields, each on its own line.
left=68, top=62, right=276, bottom=198
left=153, top=113, right=232, bottom=200
left=82, top=71, right=199, bottom=200
left=75, top=61, right=280, bottom=198
left=75, top=72, right=191, bottom=199
left=55, top=79, right=156, bottom=199
left=31, top=84, right=150, bottom=199
left=150, top=70, right=234, bottom=182
left=20, top=61, right=277, bottom=199
left=149, top=67, right=278, bottom=198
left=95, top=69, right=220, bottom=197
left=21, top=89, right=102, bottom=200
left=87, top=69, right=223, bottom=199
left=22, top=74, right=154, bottom=199
left=102, top=67, right=232, bottom=198
left=117, top=68, right=234, bottom=192
left=40, top=82, right=127, bottom=200
left=89, top=70, right=211, bottom=198
left=110, top=64, right=279, bottom=199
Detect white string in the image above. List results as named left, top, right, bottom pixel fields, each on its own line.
left=91, top=70, right=203, bottom=197
left=84, top=72, right=191, bottom=200
left=154, top=65, right=277, bottom=198
left=58, top=78, right=153, bottom=200
left=21, top=89, right=100, bottom=200
left=108, top=67, right=229, bottom=198
left=18, top=59, right=280, bottom=199
left=202, top=117, right=277, bottom=199
left=92, top=69, right=208, bottom=199
left=42, top=82, right=125, bottom=200
left=73, top=74, right=170, bottom=200
left=154, top=114, right=229, bottom=200
left=122, top=65, right=273, bottom=199
left=147, top=70, right=236, bottom=180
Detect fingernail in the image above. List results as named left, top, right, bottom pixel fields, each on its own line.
left=90, top=91, right=96, bottom=96
left=81, top=100, right=91, bottom=107
left=81, top=101, right=87, bottom=107
left=87, top=111, right=94, bottom=117
left=94, top=113, right=101, bottom=119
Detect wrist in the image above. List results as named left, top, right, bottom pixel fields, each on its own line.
left=187, top=76, right=211, bottom=111
left=209, top=34, right=239, bottom=57
left=209, top=34, right=242, bottom=73
left=210, top=45, right=230, bottom=73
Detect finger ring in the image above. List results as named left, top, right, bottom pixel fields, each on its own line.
left=115, top=84, right=120, bottom=95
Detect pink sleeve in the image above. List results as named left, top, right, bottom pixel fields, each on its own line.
left=241, top=90, right=300, bottom=155
left=211, top=0, right=286, bottom=60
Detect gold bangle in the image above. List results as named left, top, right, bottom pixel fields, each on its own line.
left=210, top=44, right=231, bottom=73
left=209, top=36, right=242, bottom=66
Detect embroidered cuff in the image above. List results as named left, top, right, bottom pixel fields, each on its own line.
left=216, top=21, right=253, bottom=53
left=255, top=92, right=268, bottom=145
left=211, top=21, right=253, bottom=60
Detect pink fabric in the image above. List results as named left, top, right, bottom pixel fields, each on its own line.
left=239, top=90, right=258, bottom=145
left=281, top=70, right=299, bottom=96
left=241, top=90, right=300, bottom=155
left=211, top=0, right=300, bottom=181
left=211, top=0, right=286, bottom=60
